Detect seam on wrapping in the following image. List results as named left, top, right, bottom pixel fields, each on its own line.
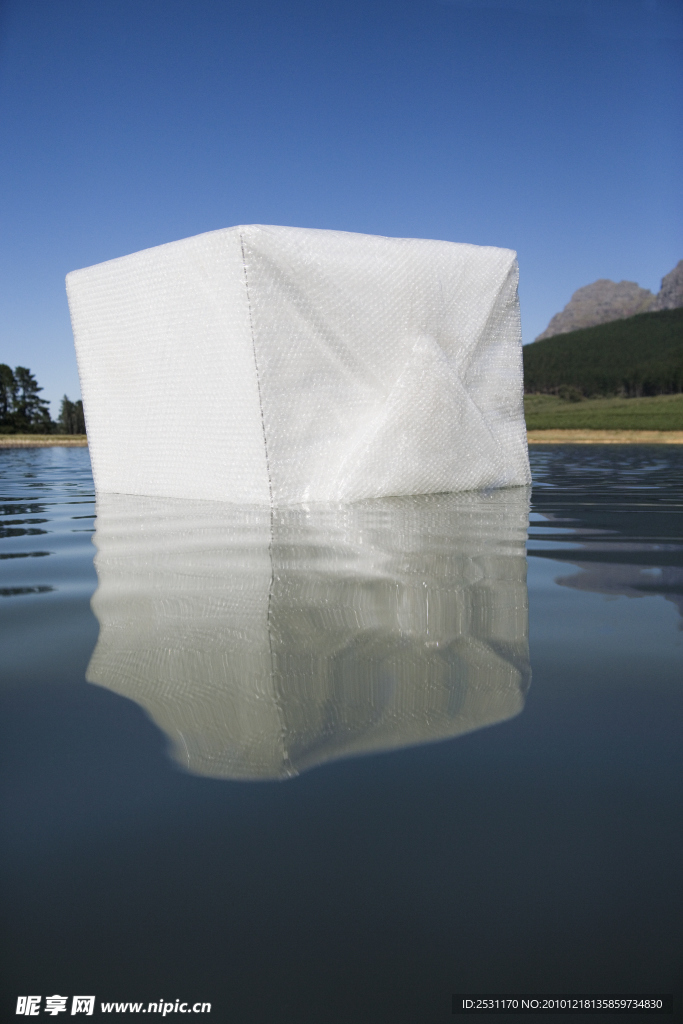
left=239, top=234, right=293, bottom=775
left=267, top=509, right=296, bottom=778
left=240, top=231, right=273, bottom=507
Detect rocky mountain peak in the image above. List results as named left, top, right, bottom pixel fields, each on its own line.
left=651, top=260, right=683, bottom=311
left=535, top=260, right=683, bottom=341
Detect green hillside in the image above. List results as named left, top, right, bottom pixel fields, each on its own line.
left=524, top=393, right=683, bottom=431
left=523, top=307, right=683, bottom=397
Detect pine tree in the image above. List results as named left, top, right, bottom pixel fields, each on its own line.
left=58, top=395, right=86, bottom=434
left=0, top=364, right=17, bottom=429
left=12, top=367, right=53, bottom=431
left=0, top=365, right=55, bottom=432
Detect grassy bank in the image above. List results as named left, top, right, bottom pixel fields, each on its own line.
left=524, top=393, right=683, bottom=431
left=527, top=429, right=683, bottom=444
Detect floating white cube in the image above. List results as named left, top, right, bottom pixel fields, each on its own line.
left=67, top=225, right=530, bottom=504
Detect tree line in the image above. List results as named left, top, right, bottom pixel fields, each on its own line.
left=0, top=364, right=85, bottom=434
left=523, top=307, right=683, bottom=399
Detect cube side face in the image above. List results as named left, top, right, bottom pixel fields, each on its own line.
left=67, top=229, right=270, bottom=503
left=241, top=225, right=530, bottom=504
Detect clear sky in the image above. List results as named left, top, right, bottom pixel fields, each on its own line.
left=1, top=0, right=681, bottom=415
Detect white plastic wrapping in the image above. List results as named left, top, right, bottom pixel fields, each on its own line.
left=67, top=225, right=530, bottom=505
left=86, top=489, right=531, bottom=780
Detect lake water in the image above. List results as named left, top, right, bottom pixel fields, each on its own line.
left=1, top=445, right=681, bottom=1022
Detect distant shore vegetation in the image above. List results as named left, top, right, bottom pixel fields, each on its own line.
left=523, top=307, right=683, bottom=399
left=0, top=364, right=85, bottom=435
left=523, top=305, right=683, bottom=430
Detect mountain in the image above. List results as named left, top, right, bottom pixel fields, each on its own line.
left=651, top=260, right=683, bottom=311
left=535, top=260, right=683, bottom=341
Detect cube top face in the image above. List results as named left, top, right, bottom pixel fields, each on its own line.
left=67, top=225, right=530, bottom=505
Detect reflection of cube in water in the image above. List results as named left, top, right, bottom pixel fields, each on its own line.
left=67, top=225, right=530, bottom=504
left=86, top=489, right=531, bottom=780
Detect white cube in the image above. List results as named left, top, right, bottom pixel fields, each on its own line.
left=67, top=225, right=530, bottom=504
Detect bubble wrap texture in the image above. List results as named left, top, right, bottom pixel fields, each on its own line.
left=67, top=225, right=530, bottom=504
left=86, top=489, right=531, bottom=781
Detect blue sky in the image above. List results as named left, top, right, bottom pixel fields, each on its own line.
left=1, top=0, right=681, bottom=415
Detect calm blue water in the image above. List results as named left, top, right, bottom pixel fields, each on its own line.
left=1, top=446, right=682, bottom=1022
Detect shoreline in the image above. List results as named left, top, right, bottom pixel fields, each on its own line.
left=527, top=429, right=683, bottom=444
left=0, top=435, right=88, bottom=447
left=2, top=430, right=683, bottom=449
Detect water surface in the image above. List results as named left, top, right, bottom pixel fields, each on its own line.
left=1, top=445, right=681, bottom=1022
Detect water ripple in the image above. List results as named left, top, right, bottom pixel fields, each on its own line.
left=0, top=447, right=96, bottom=603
